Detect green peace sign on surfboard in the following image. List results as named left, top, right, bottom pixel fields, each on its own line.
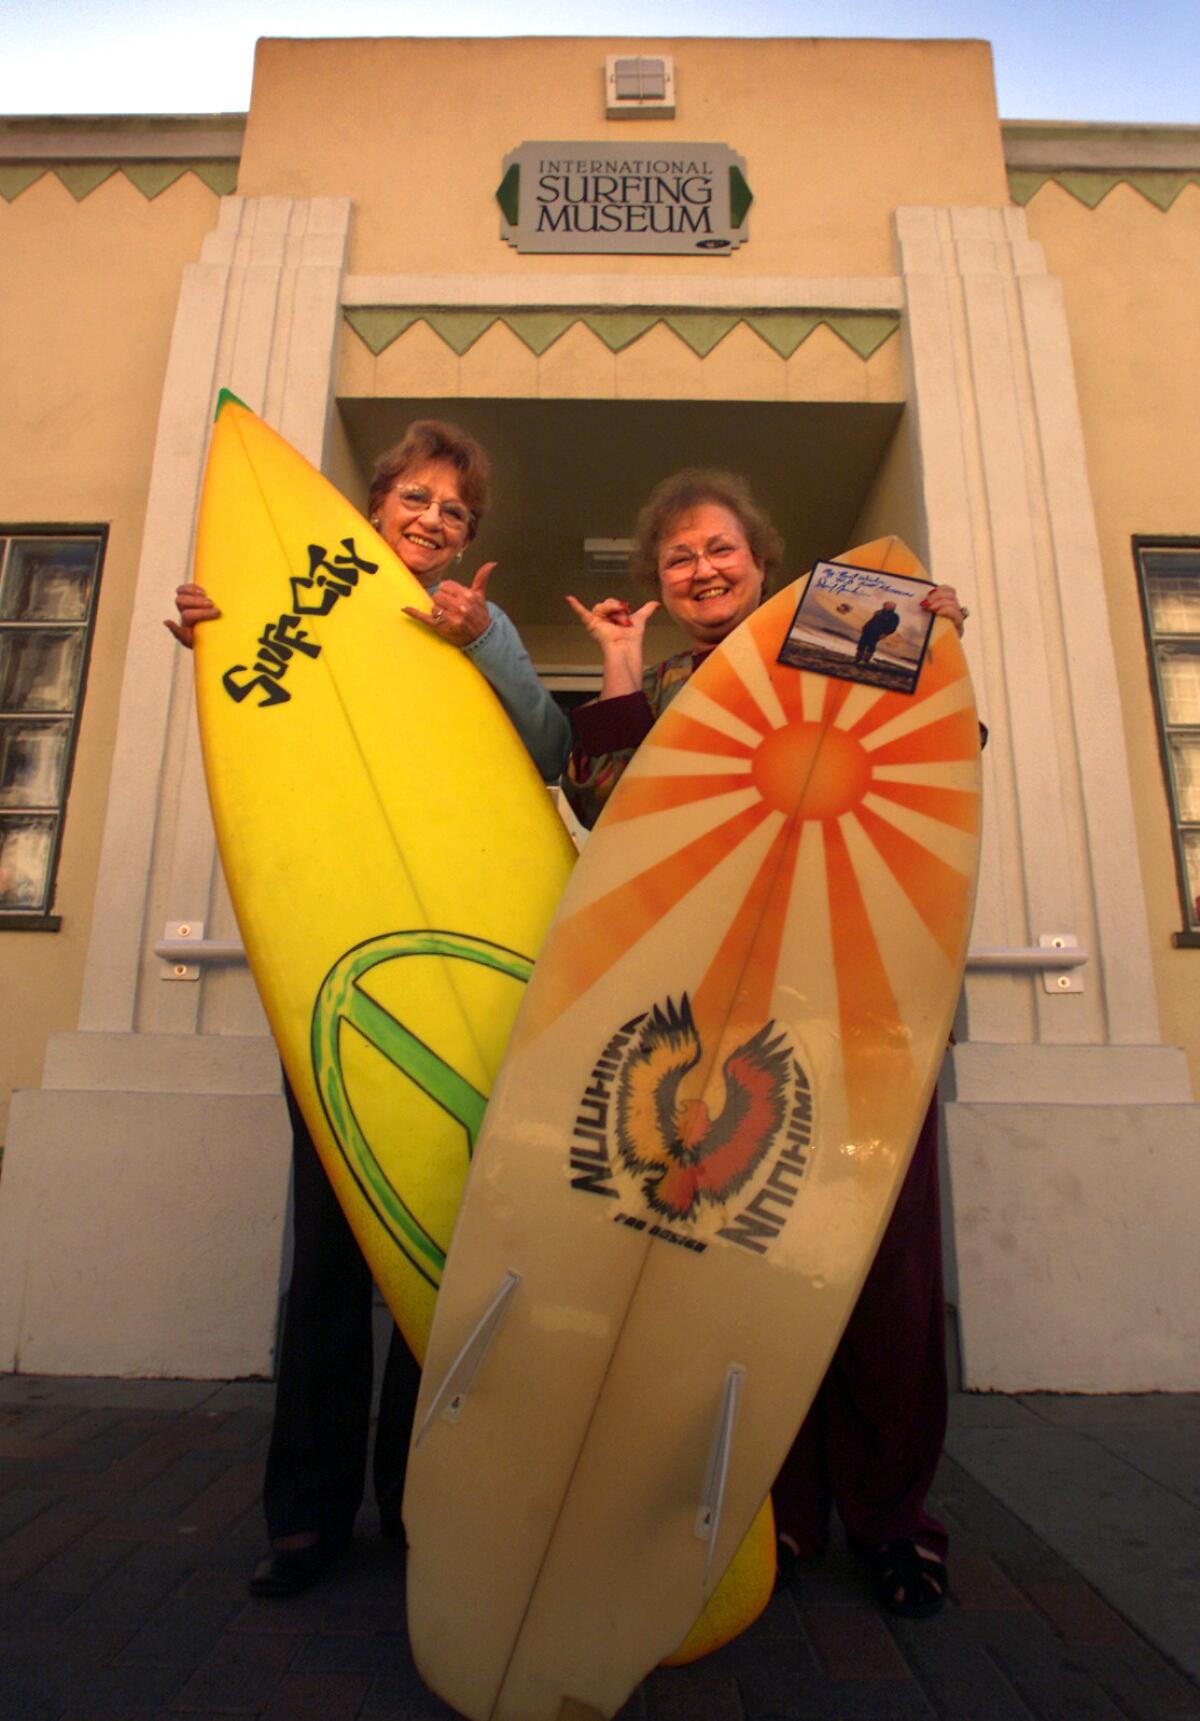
left=310, top=930, right=534, bottom=1287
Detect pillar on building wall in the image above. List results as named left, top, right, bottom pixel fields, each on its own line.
left=898, top=204, right=1199, bottom=1389
left=0, top=196, right=353, bottom=1378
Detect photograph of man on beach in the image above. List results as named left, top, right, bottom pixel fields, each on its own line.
left=777, top=560, right=937, bottom=695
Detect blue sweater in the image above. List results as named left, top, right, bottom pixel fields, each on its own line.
left=431, top=587, right=569, bottom=784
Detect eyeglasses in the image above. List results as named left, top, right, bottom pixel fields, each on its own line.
left=392, top=484, right=473, bottom=533
left=659, top=538, right=745, bottom=581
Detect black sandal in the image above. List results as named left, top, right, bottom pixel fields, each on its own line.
left=863, top=1538, right=947, bottom=1619
left=774, top=1535, right=801, bottom=1591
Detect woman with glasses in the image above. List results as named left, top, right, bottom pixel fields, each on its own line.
left=564, top=468, right=967, bottom=1623
left=170, top=419, right=568, bottom=1597
left=172, top=418, right=568, bottom=779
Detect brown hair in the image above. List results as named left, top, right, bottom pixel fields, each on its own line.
left=367, top=419, right=490, bottom=539
left=630, top=468, right=784, bottom=591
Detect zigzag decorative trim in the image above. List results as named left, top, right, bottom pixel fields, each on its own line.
left=1009, top=169, right=1200, bottom=212
left=0, top=162, right=238, bottom=203
left=343, top=307, right=900, bottom=363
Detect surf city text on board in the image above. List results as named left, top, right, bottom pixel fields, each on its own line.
left=222, top=537, right=379, bottom=708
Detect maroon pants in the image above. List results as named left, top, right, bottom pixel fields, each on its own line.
left=772, top=1095, right=948, bottom=1559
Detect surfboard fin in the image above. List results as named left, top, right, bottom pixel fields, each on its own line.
left=694, top=1364, right=745, bottom=1580
left=414, top=1271, right=521, bottom=1446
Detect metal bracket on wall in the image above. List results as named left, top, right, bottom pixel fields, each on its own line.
left=1039, top=932, right=1084, bottom=994
left=156, top=928, right=247, bottom=976
left=160, top=920, right=204, bottom=981
left=966, top=939, right=1088, bottom=991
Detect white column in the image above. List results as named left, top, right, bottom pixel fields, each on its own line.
left=0, top=197, right=352, bottom=1378
left=79, top=195, right=351, bottom=1039
left=898, top=206, right=1198, bottom=1388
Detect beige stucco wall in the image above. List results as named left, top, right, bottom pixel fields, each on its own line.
left=1023, top=180, right=1200, bottom=1092
left=240, top=36, right=1008, bottom=279
left=0, top=171, right=221, bottom=1140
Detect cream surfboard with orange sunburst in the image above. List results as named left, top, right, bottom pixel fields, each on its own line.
left=403, top=538, right=981, bottom=1721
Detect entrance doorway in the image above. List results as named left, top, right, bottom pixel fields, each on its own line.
left=335, top=397, right=907, bottom=675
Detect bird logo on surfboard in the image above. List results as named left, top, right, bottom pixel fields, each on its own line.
left=615, top=997, right=790, bottom=1219
left=568, top=995, right=814, bottom=1257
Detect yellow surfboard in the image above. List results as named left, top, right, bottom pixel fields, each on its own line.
left=192, top=396, right=773, bottom=1667
left=191, top=394, right=577, bottom=1363
left=404, top=539, right=982, bottom=1720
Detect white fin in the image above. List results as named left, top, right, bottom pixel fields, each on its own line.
left=694, top=1363, right=745, bottom=1580
left=414, top=1271, right=521, bottom=1446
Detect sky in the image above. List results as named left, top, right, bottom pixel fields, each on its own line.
left=2, top=0, right=1197, bottom=123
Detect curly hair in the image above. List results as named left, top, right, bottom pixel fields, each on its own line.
left=630, top=468, right=784, bottom=592
left=367, top=419, right=490, bottom=539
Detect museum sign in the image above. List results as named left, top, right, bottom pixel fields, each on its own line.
left=496, top=142, right=753, bottom=255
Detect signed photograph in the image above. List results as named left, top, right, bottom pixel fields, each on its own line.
left=777, top=560, right=936, bottom=694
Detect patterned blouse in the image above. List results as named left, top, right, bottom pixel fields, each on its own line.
left=563, top=648, right=711, bottom=831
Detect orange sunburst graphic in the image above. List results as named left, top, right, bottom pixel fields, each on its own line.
left=525, top=559, right=980, bottom=1139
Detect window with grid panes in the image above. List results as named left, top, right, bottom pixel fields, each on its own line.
left=0, top=529, right=105, bottom=925
left=1134, top=538, right=1200, bottom=946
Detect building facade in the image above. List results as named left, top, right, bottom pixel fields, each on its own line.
left=0, top=37, right=1196, bottom=1389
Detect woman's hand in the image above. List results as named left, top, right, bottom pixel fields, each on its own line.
left=565, top=595, right=660, bottom=699
left=565, top=595, right=660, bottom=648
left=164, top=584, right=221, bottom=649
left=404, top=563, right=494, bottom=647
left=921, top=585, right=968, bottom=638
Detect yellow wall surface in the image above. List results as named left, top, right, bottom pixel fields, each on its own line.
left=1024, top=180, right=1200, bottom=1088
left=240, top=37, right=1008, bottom=279
left=0, top=171, right=220, bottom=1139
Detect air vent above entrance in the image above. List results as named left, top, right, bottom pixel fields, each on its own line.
left=584, top=538, right=635, bottom=575
left=605, top=55, right=676, bottom=119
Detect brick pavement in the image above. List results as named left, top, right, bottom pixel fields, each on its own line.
left=2, top=1382, right=1198, bottom=1720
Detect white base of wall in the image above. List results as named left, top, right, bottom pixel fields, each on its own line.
left=947, top=1041, right=1194, bottom=1105
left=0, top=1079, right=290, bottom=1379
left=3, top=1035, right=1195, bottom=1390
left=944, top=1097, right=1200, bottom=1392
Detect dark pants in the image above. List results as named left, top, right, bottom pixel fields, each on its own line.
left=261, top=1081, right=422, bottom=1543
left=772, top=1095, right=948, bottom=1559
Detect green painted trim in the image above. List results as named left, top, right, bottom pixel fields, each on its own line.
left=344, top=308, right=426, bottom=355
left=729, top=165, right=754, bottom=230
left=503, top=311, right=580, bottom=356
left=586, top=312, right=662, bottom=352
left=56, top=163, right=119, bottom=200
left=191, top=162, right=238, bottom=195
left=1056, top=171, right=1127, bottom=208
left=826, top=314, right=900, bottom=360
left=423, top=310, right=501, bottom=355
left=0, top=161, right=236, bottom=204
left=121, top=161, right=189, bottom=199
left=1009, top=167, right=1200, bottom=211
left=496, top=162, right=520, bottom=225
left=662, top=312, right=740, bottom=357
left=342, top=306, right=900, bottom=364
left=743, top=313, right=821, bottom=359
left=215, top=387, right=249, bottom=419
left=1007, top=171, right=1051, bottom=205
left=1123, top=170, right=1200, bottom=210
left=0, top=165, right=46, bottom=201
